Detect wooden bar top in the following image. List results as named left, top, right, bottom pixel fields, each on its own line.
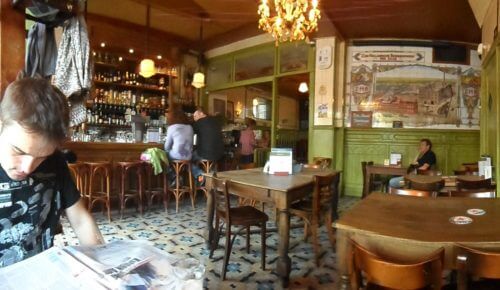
left=335, top=193, right=500, bottom=243
left=63, top=141, right=163, bottom=163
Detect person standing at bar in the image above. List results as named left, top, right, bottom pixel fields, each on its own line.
left=0, top=77, right=104, bottom=267
left=239, top=118, right=257, bottom=165
left=192, top=107, right=224, bottom=162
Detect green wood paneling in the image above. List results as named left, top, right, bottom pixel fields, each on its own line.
left=342, top=128, right=480, bottom=197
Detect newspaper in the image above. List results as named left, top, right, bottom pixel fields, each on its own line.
left=0, top=240, right=204, bottom=290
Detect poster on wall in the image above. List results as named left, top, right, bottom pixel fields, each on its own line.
left=345, top=47, right=481, bottom=129
left=314, top=39, right=335, bottom=126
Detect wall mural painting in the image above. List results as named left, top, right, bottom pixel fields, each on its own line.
left=348, top=63, right=480, bottom=128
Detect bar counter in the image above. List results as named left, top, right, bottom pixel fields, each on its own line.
left=63, top=141, right=164, bottom=163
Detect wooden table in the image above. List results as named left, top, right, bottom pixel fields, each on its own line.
left=363, top=164, right=407, bottom=197
left=205, top=167, right=340, bottom=287
left=404, top=175, right=492, bottom=194
left=335, top=193, right=500, bottom=289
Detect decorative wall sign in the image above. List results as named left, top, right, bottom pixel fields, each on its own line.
left=317, top=45, right=332, bottom=70
left=352, top=51, right=425, bottom=63
left=345, top=46, right=481, bottom=129
left=351, top=111, right=372, bottom=128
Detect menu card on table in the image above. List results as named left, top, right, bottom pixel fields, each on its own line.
left=268, top=148, right=293, bottom=175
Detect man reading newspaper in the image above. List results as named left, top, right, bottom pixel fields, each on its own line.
left=0, top=77, right=103, bottom=267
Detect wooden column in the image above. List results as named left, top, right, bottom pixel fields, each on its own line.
left=0, top=0, right=25, bottom=95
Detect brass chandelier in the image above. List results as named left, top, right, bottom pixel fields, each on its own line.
left=258, top=0, right=321, bottom=43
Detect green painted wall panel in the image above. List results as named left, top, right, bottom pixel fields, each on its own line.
left=342, top=128, right=480, bottom=197
left=309, top=129, right=334, bottom=159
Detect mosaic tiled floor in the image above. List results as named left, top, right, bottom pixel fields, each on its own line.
left=56, top=195, right=359, bottom=290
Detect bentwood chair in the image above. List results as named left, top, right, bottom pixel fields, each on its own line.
left=84, top=161, right=112, bottom=221
left=349, top=238, right=444, bottom=290
left=290, top=173, right=340, bottom=266
left=456, top=244, right=500, bottom=290
left=361, top=161, right=386, bottom=195
left=390, top=187, right=434, bottom=197
left=236, top=162, right=258, bottom=207
left=456, top=177, right=493, bottom=191
left=209, top=176, right=268, bottom=280
left=407, top=179, right=445, bottom=192
left=117, top=161, right=144, bottom=219
left=143, top=162, right=169, bottom=212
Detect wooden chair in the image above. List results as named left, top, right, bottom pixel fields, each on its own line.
left=209, top=176, right=268, bottom=280
left=170, top=160, right=195, bottom=213
left=417, top=169, right=440, bottom=176
left=457, top=178, right=493, bottom=191
left=143, top=162, right=169, bottom=212
left=390, top=187, right=434, bottom=197
left=238, top=162, right=256, bottom=170
left=312, top=157, right=332, bottom=168
left=84, top=161, right=112, bottom=221
left=454, top=169, right=474, bottom=176
left=290, top=173, right=340, bottom=266
left=407, top=179, right=445, bottom=192
left=361, top=161, right=385, bottom=194
left=68, top=162, right=89, bottom=196
left=349, top=238, right=444, bottom=290
left=196, top=159, right=217, bottom=199
left=462, top=163, right=479, bottom=172
left=456, top=244, right=500, bottom=290
left=449, top=189, right=496, bottom=198
left=117, top=161, right=144, bottom=219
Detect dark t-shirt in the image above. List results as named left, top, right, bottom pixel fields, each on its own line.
left=417, top=150, right=436, bottom=168
left=0, top=151, right=80, bottom=267
left=193, top=116, right=224, bottom=161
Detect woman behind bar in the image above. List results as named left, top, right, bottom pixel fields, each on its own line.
left=239, top=118, right=257, bottom=165
left=164, top=107, right=193, bottom=161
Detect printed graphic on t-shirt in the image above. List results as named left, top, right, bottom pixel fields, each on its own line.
left=0, top=172, right=62, bottom=267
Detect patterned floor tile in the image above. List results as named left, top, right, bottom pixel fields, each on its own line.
left=55, top=195, right=360, bottom=289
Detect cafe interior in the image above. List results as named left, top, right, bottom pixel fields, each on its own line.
left=1, top=0, right=499, bottom=289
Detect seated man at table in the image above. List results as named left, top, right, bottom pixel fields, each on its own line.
left=389, top=138, right=437, bottom=189
left=0, top=77, right=104, bottom=267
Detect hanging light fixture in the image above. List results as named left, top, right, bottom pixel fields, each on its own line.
left=139, top=4, right=155, bottom=78
left=258, top=0, right=321, bottom=43
left=192, top=17, right=206, bottom=89
left=298, top=82, right=308, bottom=93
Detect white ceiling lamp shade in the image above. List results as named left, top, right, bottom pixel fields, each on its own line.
left=298, top=82, right=309, bottom=93
left=139, top=5, right=155, bottom=78
left=192, top=72, right=205, bottom=88
left=139, top=58, right=156, bottom=78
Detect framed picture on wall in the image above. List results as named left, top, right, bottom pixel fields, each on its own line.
left=350, top=111, right=372, bottom=128
left=213, top=98, right=226, bottom=117
left=226, top=101, right=234, bottom=121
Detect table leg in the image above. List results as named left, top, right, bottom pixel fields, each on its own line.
left=204, top=178, right=215, bottom=248
left=336, top=229, right=350, bottom=290
left=276, top=208, right=291, bottom=287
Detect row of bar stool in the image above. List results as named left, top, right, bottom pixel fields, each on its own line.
left=68, top=159, right=217, bottom=220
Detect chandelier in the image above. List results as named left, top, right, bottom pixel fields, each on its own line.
left=258, top=0, right=321, bottom=43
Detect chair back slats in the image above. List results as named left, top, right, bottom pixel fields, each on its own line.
left=408, top=179, right=444, bottom=192
left=312, top=173, right=341, bottom=218
left=456, top=178, right=492, bottom=191
left=350, top=239, right=444, bottom=289
left=239, top=162, right=256, bottom=170
left=211, top=176, right=231, bottom=222
left=390, top=187, right=434, bottom=197
left=457, top=244, right=500, bottom=279
left=449, top=189, right=496, bottom=198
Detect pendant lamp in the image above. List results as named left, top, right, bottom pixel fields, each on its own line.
left=192, top=17, right=205, bottom=88
left=139, top=5, right=155, bottom=78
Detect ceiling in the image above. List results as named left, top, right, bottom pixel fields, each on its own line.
left=86, top=0, right=481, bottom=48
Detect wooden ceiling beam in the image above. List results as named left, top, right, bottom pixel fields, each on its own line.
left=129, top=0, right=208, bottom=20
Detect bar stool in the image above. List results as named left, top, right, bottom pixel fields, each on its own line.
left=196, top=159, right=217, bottom=198
left=170, top=160, right=195, bottom=213
left=84, top=161, right=112, bottom=222
left=68, top=162, right=89, bottom=195
left=143, top=162, right=169, bottom=212
left=117, top=161, right=144, bottom=219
